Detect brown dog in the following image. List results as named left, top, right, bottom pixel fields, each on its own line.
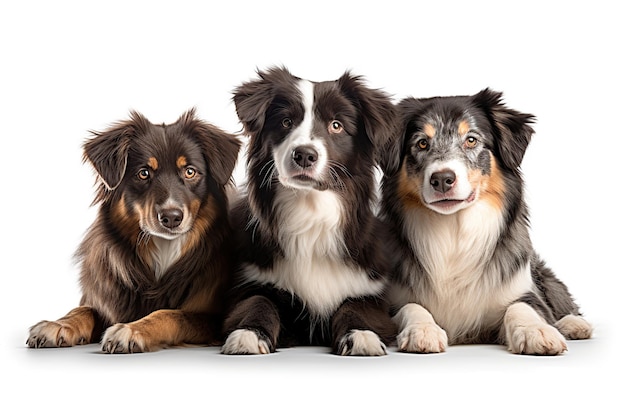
left=27, top=109, right=241, bottom=353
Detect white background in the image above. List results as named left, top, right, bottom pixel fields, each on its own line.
left=1, top=1, right=623, bottom=415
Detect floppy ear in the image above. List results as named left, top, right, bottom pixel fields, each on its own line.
left=233, top=66, right=294, bottom=135
left=378, top=97, right=423, bottom=176
left=337, top=72, right=396, bottom=146
left=178, top=109, right=242, bottom=187
left=337, top=72, right=397, bottom=167
left=472, top=88, right=535, bottom=170
left=83, top=111, right=149, bottom=191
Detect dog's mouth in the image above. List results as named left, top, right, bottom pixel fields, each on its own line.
left=428, top=190, right=476, bottom=213
left=142, top=224, right=190, bottom=241
left=279, top=173, right=328, bottom=191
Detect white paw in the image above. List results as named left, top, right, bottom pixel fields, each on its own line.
left=397, top=322, right=448, bottom=353
left=101, top=324, right=147, bottom=353
left=555, top=315, right=593, bottom=340
left=507, top=323, right=568, bottom=355
left=338, top=330, right=387, bottom=356
left=221, top=329, right=270, bottom=355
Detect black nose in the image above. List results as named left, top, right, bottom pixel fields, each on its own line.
left=158, top=208, right=183, bottom=229
left=430, top=170, right=456, bottom=193
left=292, top=146, right=318, bottom=168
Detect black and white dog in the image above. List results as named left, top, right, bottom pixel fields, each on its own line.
left=222, top=66, right=397, bottom=355
left=380, top=89, right=592, bottom=354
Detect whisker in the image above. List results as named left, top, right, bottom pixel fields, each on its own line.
left=259, top=160, right=277, bottom=189
left=328, top=160, right=351, bottom=191
left=137, top=230, right=151, bottom=247
left=329, top=160, right=352, bottom=178
left=329, top=166, right=347, bottom=191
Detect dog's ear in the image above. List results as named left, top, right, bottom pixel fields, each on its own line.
left=83, top=111, right=149, bottom=190
left=233, top=66, right=293, bottom=135
left=378, top=97, right=423, bottom=176
left=472, top=88, right=535, bottom=170
left=337, top=72, right=397, bottom=169
left=178, top=109, right=242, bottom=187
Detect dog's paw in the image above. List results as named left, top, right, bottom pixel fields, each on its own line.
left=101, top=324, right=150, bottom=353
left=555, top=314, right=593, bottom=340
left=397, top=322, right=448, bottom=353
left=507, top=323, right=568, bottom=355
left=221, top=329, right=272, bottom=355
left=337, top=330, right=387, bottom=356
left=27, top=320, right=90, bottom=348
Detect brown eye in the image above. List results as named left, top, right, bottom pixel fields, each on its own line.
left=282, top=118, right=293, bottom=128
left=465, top=136, right=478, bottom=148
left=417, top=138, right=429, bottom=150
left=137, top=168, right=150, bottom=180
left=329, top=120, right=343, bottom=134
left=184, top=167, right=197, bottom=179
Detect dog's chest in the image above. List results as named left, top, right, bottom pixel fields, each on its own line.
left=149, top=236, right=185, bottom=280
left=245, top=189, right=383, bottom=318
left=397, top=201, right=533, bottom=340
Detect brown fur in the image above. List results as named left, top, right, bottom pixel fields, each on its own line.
left=27, top=109, right=241, bottom=353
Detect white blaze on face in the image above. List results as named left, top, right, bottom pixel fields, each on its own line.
left=272, top=79, right=328, bottom=189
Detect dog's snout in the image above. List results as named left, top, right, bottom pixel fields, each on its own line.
left=158, top=208, right=184, bottom=229
left=292, top=146, right=318, bottom=168
left=430, top=170, right=456, bottom=193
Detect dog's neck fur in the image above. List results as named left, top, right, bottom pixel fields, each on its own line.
left=273, top=187, right=345, bottom=258
left=149, top=236, right=186, bottom=280
left=243, top=186, right=384, bottom=318
left=396, top=199, right=533, bottom=343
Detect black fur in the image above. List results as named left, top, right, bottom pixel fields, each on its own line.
left=222, top=67, right=397, bottom=355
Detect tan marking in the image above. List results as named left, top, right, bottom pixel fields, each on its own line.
left=458, top=120, right=470, bottom=136
left=424, top=123, right=436, bottom=138
left=397, top=159, right=425, bottom=210
left=177, top=156, right=187, bottom=169
left=108, top=309, right=218, bottom=350
left=148, top=157, right=159, bottom=171
left=181, top=196, right=216, bottom=258
left=470, top=155, right=506, bottom=211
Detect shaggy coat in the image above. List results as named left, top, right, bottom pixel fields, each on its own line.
left=222, top=67, right=397, bottom=355
left=380, top=89, right=592, bottom=354
left=27, top=110, right=241, bottom=352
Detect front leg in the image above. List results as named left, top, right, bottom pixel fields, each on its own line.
left=221, top=295, right=280, bottom=355
left=503, top=302, right=567, bottom=355
left=392, top=303, right=448, bottom=353
left=27, top=306, right=98, bottom=348
left=101, top=309, right=218, bottom=353
left=332, top=297, right=396, bottom=356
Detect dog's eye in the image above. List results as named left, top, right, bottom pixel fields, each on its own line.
left=417, top=138, right=429, bottom=150
left=465, top=136, right=478, bottom=148
left=329, top=120, right=343, bottom=134
left=137, top=168, right=150, bottom=180
left=184, top=167, right=197, bottom=179
left=281, top=118, right=293, bottom=128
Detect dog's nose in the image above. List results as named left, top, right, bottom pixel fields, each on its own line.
left=158, top=208, right=183, bottom=229
left=430, top=170, right=456, bottom=193
left=292, top=146, right=318, bottom=168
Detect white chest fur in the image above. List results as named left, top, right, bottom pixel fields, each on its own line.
left=394, top=199, right=533, bottom=341
left=150, top=236, right=185, bottom=280
left=245, top=188, right=384, bottom=318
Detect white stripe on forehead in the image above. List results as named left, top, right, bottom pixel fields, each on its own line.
left=294, top=79, right=314, bottom=144
left=271, top=78, right=329, bottom=188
